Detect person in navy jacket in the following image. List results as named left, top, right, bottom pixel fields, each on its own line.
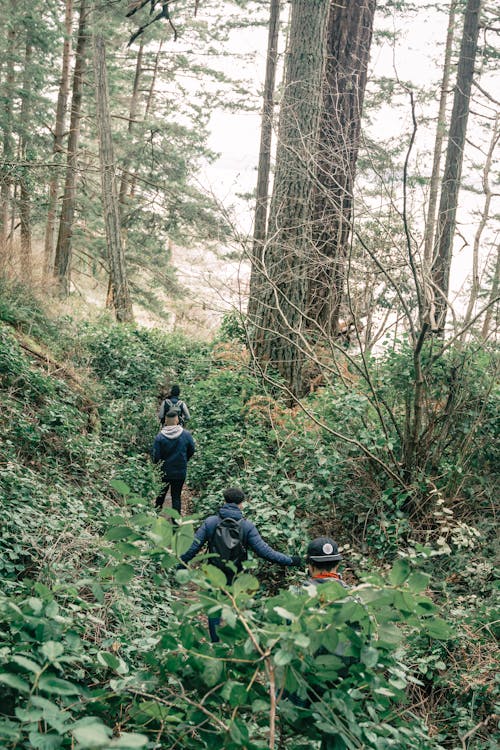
left=152, top=409, right=195, bottom=513
left=180, top=487, right=301, bottom=641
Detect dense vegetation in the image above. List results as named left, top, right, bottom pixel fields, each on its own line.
left=0, top=283, right=497, bottom=749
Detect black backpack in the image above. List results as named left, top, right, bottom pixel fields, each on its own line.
left=208, top=515, right=247, bottom=580
left=161, top=398, right=185, bottom=425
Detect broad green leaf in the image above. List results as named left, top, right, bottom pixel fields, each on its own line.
left=113, top=563, right=135, bottom=584
left=407, top=571, right=431, bottom=593
left=41, top=642, right=64, bottom=662
left=71, top=718, right=112, bottom=748
left=423, top=617, right=453, bottom=640
left=273, top=606, right=296, bottom=621
left=38, top=675, right=81, bottom=696
left=104, top=526, right=135, bottom=541
left=389, top=559, right=411, bottom=586
left=109, top=733, right=149, bottom=748
left=233, top=573, right=259, bottom=597
left=15, top=707, right=43, bottom=722
left=11, top=654, right=41, bottom=674
left=28, top=732, right=63, bottom=750
left=203, top=658, right=223, bottom=687
left=110, top=480, right=131, bottom=496
left=0, top=672, right=31, bottom=693
left=360, top=646, right=379, bottom=668
left=274, top=649, right=293, bottom=666
left=97, top=652, right=128, bottom=674
left=203, top=564, right=228, bottom=588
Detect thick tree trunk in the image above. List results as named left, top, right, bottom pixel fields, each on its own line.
left=250, top=0, right=330, bottom=396
left=54, top=0, right=88, bottom=297
left=431, top=0, right=482, bottom=331
left=93, top=33, right=134, bottom=323
left=44, top=0, right=74, bottom=281
left=423, top=0, right=457, bottom=266
left=19, top=39, right=33, bottom=284
left=248, top=0, right=281, bottom=321
left=0, top=23, right=16, bottom=271
left=306, top=0, right=376, bottom=339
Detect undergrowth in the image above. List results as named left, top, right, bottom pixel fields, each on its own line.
left=0, top=284, right=497, bottom=749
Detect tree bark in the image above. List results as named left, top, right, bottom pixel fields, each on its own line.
left=431, top=0, right=482, bottom=331
left=248, top=0, right=281, bottom=322
left=19, top=38, right=33, bottom=284
left=119, top=39, right=144, bottom=208
left=92, top=33, right=134, bottom=323
left=44, top=0, right=74, bottom=281
left=54, top=0, right=88, bottom=297
left=480, top=244, right=499, bottom=340
left=462, top=114, right=499, bottom=331
left=250, top=0, right=330, bottom=396
left=306, top=0, right=376, bottom=340
left=423, top=0, right=457, bottom=266
left=0, top=21, right=16, bottom=271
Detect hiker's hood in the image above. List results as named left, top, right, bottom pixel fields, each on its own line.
left=219, top=503, right=243, bottom=521
left=160, top=425, right=183, bottom=439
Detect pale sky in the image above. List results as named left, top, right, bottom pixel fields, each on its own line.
left=197, top=0, right=499, bottom=308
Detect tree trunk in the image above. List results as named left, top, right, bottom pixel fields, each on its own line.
left=462, top=114, right=499, bottom=331
left=431, top=0, right=482, bottom=331
left=92, top=33, right=134, bottom=323
left=0, top=22, right=16, bottom=271
left=54, top=0, right=88, bottom=297
left=44, top=0, right=74, bottom=281
left=306, top=0, right=376, bottom=340
left=119, top=39, right=144, bottom=208
left=481, top=244, right=499, bottom=340
left=128, top=39, right=163, bottom=200
left=250, top=0, right=330, bottom=397
left=423, top=0, right=457, bottom=266
left=248, top=0, right=281, bottom=322
left=19, top=38, right=33, bottom=284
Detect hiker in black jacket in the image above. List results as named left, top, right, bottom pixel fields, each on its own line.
left=158, top=384, right=191, bottom=426
left=152, top=409, right=195, bottom=513
left=180, top=487, right=301, bottom=641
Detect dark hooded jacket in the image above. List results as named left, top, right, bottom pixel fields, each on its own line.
left=181, top=503, right=294, bottom=568
left=152, top=425, right=195, bottom=478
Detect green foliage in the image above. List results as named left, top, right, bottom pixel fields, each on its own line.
left=0, top=287, right=498, bottom=748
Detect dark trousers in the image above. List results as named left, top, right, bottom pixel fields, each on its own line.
left=155, top=475, right=185, bottom=513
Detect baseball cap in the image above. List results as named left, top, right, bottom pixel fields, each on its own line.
left=306, top=537, right=343, bottom=563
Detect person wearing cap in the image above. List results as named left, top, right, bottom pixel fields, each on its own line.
left=158, top=384, right=191, bottom=427
left=152, top=408, right=195, bottom=512
left=305, top=537, right=349, bottom=588
left=179, top=487, right=301, bottom=641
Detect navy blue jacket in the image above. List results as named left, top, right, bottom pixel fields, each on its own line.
left=181, top=503, right=294, bottom=567
left=152, top=428, right=195, bottom=478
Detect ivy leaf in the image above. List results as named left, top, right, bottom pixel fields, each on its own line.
left=389, top=559, right=411, bottom=586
